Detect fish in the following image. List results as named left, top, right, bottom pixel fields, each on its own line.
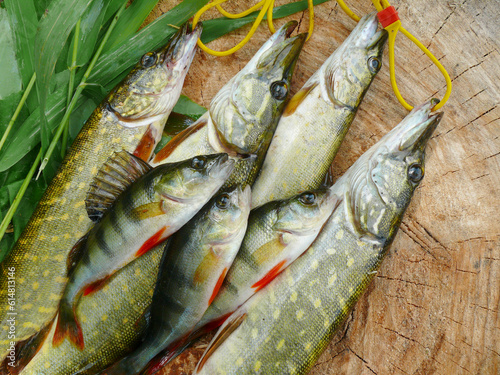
left=102, top=185, right=251, bottom=375
left=251, top=13, right=388, bottom=209
left=187, top=188, right=339, bottom=343
left=151, top=21, right=307, bottom=189
left=53, top=152, right=234, bottom=350
left=17, top=22, right=305, bottom=375
left=194, top=100, right=443, bottom=375
left=0, top=23, right=201, bottom=363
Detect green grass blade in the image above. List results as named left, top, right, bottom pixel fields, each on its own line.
left=103, top=0, right=160, bottom=51
left=4, top=0, right=37, bottom=88
left=0, top=8, right=22, bottom=100
left=68, top=0, right=109, bottom=67
left=0, top=73, right=36, bottom=153
left=0, top=148, right=42, bottom=249
left=34, top=0, right=93, bottom=155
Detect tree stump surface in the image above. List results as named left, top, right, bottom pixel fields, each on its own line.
left=146, top=1, right=499, bottom=374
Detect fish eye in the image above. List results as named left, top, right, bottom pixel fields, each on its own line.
left=299, top=192, right=316, bottom=205
left=408, top=163, right=424, bottom=183
left=367, top=57, right=381, bottom=73
left=270, top=81, right=288, bottom=100
left=141, top=52, right=157, bottom=68
left=216, top=193, right=230, bottom=209
left=191, top=156, right=207, bottom=169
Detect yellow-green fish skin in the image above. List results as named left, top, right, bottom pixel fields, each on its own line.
left=251, top=13, right=388, bottom=209
left=0, top=24, right=201, bottom=357
left=17, top=24, right=305, bottom=375
left=195, top=100, right=443, bottom=375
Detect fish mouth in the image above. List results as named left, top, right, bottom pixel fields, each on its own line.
left=397, top=99, right=443, bottom=152
left=160, top=22, right=203, bottom=67
left=208, top=153, right=235, bottom=178
left=255, top=22, right=307, bottom=79
left=353, top=12, right=388, bottom=50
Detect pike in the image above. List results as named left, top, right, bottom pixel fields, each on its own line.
left=151, top=21, right=307, bottom=190
left=195, top=100, right=443, bottom=375
left=0, top=23, right=201, bottom=363
left=251, top=13, right=388, bottom=208
left=53, top=153, right=234, bottom=350
left=102, top=186, right=251, bottom=375
left=18, top=23, right=305, bottom=375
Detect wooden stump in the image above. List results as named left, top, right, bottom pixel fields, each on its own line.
left=148, top=1, right=499, bottom=373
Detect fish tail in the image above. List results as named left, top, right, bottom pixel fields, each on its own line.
left=52, top=299, right=84, bottom=350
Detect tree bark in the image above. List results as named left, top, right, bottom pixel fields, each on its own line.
left=150, top=1, right=499, bottom=374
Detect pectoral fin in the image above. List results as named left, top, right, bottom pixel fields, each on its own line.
left=252, top=235, right=287, bottom=266
left=283, top=82, right=318, bottom=117
left=251, top=259, right=287, bottom=292
left=193, top=250, right=220, bottom=285
left=130, top=201, right=166, bottom=220
left=135, top=226, right=168, bottom=257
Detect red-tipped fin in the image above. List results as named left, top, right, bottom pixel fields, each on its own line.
left=251, top=259, right=287, bottom=292
left=53, top=301, right=84, bottom=350
left=208, top=268, right=228, bottom=306
left=141, top=334, right=191, bottom=375
left=136, top=226, right=167, bottom=257
left=130, top=202, right=166, bottom=220
left=82, top=275, right=112, bottom=297
left=133, top=125, right=158, bottom=162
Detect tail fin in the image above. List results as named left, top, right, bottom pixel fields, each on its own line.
left=52, top=300, right=84, bottom=350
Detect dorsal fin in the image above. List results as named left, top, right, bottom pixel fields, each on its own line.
left=85, top=151, right=151, bottom=222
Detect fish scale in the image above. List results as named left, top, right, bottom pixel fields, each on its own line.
left=195, top=100, right=443, bottom=375
left=0, top=23, right=202, bottom=362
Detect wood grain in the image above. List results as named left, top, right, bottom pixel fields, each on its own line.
left=147, top=1, right=499, bottom=374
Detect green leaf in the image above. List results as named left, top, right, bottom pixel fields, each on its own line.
left=4, top=0, right=37, bottom=89
left=34, top=0, right=52, bottom=19
left=67, top=0, right=109, bottom=67
left=173, top=95, right=206, bottom=120
left=201, top=0, right=331, bottom=44
left=0, top=8, right=22, bottom=100
left=103, top=0, right=160, bottom=51
left=34, top=0, right=93, bottom=154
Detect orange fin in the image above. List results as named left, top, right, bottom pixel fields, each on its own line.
left=153, top=117, right=207, bottom=163
left=133, top=125, right=159, bottom=162
left=193, top=250, right=220, bottom=285
left=53, top=300, right=84, bottom=350
left=82, top=274, right=112, bottom=297
left=251, top=259, right=287, bottom=292
left=136, top=226, right=167, bottom=257
left=283, top=82, right=318, bottom=117
left=130, top=201, right=165, bottom=220
left=86, top=151, right=151, bottom=222
left=209, top=268, right=228, bottom=305
left=67, top=232, right=90, bottom=274
left=142, top=334, right=192, bottom=375
left=196, top=312, right=247, bottom=373
left=0, top=323, right=52, bottom=374
left=252, top=234, right=287, bottom=266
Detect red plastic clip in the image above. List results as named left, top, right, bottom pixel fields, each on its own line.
left=377, top=5, right=399, bottom=28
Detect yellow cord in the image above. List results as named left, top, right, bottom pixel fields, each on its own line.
left=336, top=0, right=452, bottom=111
left=192, top=0, right=315, bottom=57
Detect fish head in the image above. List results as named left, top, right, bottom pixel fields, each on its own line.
left=210, top=21, right=306, bottom=154
left=155, top=153, right=234, bottom=202
left=322, top=12, right=387, bottom=110
left=274, top=188, right=337, bottom=236
left=108, top=22, right=202, bottom=125
left=340, top=99, right=443, bottom=242
left=203, top=185, right=252, bottom=252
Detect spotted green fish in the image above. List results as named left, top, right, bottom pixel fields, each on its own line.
left=195, top=100, right=443, bottom=375
left=0, top=23, right=201, bottom=363
left=188, top=188, right=339, bottom=343
left=251, top=13, right=388, bottom=208
left=102, top=185, right=251, bottom=375
left=17, top=23, right=304, bottom=375
left=151, top=21, right=306, bottom=189
left=53, top=153, right=233, bottom=350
